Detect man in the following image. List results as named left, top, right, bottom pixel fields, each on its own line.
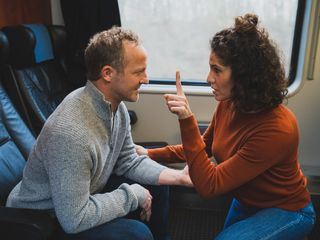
left=6, top=27, right=192, bottom=240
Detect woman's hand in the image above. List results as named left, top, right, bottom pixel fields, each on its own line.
left=134, top=144, right=148, bottom=156
left=164, top=71, right=193, bottom=119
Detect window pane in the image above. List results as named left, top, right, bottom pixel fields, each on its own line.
left=118, top=0, right=299, bottom=83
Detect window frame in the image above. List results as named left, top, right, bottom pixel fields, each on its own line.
left=118, top=0, right=310, bottom=96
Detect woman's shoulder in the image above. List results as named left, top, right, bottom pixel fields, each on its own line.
left=270, top=104, right=297, bottom=125
left=255, top=104, right=298, bottom=139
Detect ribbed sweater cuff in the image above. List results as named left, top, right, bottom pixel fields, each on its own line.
left=128, top=183, right=147, bottom=207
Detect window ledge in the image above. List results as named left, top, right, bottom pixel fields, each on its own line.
left=140, top=84, right=212, bottom=96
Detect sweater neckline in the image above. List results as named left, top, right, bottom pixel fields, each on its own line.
left=85, top=81, right=115, bottom=121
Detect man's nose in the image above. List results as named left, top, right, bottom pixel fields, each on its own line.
left=140, top=77, right=149, bottom=84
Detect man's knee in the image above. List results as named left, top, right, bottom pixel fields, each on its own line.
left=125, top=220, right=154, bottom=240
left=74, top=218, right=154, bottom=240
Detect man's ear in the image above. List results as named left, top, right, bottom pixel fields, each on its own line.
left=101, top=65, right=114, bottom=83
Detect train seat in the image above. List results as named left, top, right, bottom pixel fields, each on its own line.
left=0, top=82, right=56, bottom=240
left=0, top=32, right=55, bottom=238
left=0, top=24, right=72, bottom=135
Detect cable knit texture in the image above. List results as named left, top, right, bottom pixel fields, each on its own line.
left=6, top=81, right=166, bottom=233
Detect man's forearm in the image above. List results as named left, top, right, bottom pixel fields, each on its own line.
left=158, top=168, right=192, bottom=187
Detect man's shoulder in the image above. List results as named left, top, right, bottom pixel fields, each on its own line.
left=62, top=87, right=89, bottom=107
left=44, top=91, right=98, bottom=136
left=54, top=88, right=95, bottom=117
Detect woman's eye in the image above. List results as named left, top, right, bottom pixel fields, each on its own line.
left=214, top=68, right=221, bottom=74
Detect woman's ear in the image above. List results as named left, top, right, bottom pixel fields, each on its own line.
left=101, top=65, right=114, bottom=83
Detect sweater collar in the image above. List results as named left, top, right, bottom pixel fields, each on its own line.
left=84, top=80, right=113, bottom=120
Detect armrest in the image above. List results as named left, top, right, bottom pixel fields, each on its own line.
left=0, top=206, right=56, bottom=240
left=136, top=141, right=168, bottom=149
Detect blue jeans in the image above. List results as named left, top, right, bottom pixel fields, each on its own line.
left=215, top=198, right=316, bottom=240
left=54, top=218, right=154, bottom=240
left=53, top=175, right=170, bottom=240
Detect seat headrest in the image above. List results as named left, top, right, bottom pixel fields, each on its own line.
left=24, top=24, right=54, bottom=63
left=1, top=25, right=36, bottom=68
left=47, top=25, right=67, bottom=61
left=0, top=31, right=9, bottom=66
left=2, top=24, right=55, bottom=68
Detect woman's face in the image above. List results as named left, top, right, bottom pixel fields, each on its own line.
left=207, top=51, right=233, bottom=101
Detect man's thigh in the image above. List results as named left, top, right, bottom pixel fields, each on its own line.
left=103, top=175, right=170, bottom=239
left=54, top=218, right=153, bottom=240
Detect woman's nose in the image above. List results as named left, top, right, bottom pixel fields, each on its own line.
left=207, top=72, right=215, bottom=84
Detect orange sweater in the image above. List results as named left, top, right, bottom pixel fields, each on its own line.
left=149, top=101, right=310, bottom=211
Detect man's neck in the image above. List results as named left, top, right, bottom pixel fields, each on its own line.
left=90, top=79, right=119, bottom=113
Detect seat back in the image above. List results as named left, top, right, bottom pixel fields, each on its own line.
left=0, top=32, right=35, bottom=205
left=1, top=24, right=71, bottom=134
left=0, top=84, right=35, bottom=206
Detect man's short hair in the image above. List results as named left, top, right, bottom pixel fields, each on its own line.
left=85, top=26, right=141, bottom=81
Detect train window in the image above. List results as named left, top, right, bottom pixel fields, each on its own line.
left=118, top=0, right=305, bottom=88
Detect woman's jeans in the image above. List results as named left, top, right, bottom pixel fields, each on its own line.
left=215, top=198, right=316, bottom=240
left=53, top=175, right=170, bottom=240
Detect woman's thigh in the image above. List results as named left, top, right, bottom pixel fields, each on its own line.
left=215, top=202, right=315, bottom=240
left=54, top=218, right=154, bottom=240
left=223, top=198, right=259, bottom=229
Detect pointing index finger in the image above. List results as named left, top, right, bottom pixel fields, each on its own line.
left=176, top=71, right=185, bottom=96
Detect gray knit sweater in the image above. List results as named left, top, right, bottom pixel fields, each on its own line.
left=6, top=81, right=166, bottom=233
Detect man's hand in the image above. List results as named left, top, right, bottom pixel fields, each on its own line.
left=140, top=190, right=152, bottom=222
left=164, top=71, right=193, bottom=119
left=134, top=144, right=148, bottom=156
left=158, top=167, right=193, bottom=187
left=180, top=165, right=193, bottom=187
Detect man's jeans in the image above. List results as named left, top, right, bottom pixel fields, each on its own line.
left=54, top=175, right=170, bottom=240
left=215, top=198, right=316, bottom=240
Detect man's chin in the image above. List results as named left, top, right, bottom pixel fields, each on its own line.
left=126, top=93, right=139, bottom=102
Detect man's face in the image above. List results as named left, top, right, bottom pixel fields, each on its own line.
left=110, top=41, right=149, bottom=103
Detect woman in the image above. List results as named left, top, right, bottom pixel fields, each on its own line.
left=136, top=14, right=316, bottom=239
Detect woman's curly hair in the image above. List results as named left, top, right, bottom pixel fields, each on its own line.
left=210, top=13, right=288, bottom=112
